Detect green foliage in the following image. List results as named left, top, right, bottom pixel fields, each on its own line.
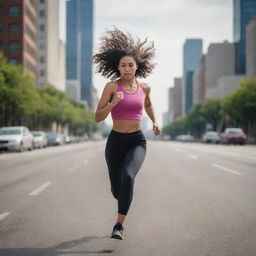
left=221, top=78, right=256, bottom=126
left=187, top=103, right=206, bottom=137
left=163, top=78, right=256, bottom=140
left=0, top=53, right=96, bottom=135
left=201, top=98, right=222, bottom=130
left=163, top=116, right=188, bottom=137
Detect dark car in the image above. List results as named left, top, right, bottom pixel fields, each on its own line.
left=47, top=132, right=64, bottom=146
left=220, top=128, right=246, bottom=145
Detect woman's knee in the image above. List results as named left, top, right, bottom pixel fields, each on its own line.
left=122, top=173, right=134, bottom=187
left=111, top=187, right=119, bottom=199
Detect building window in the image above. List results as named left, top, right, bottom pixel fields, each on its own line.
left=0, top=40, right=2, bottom=49
left=39, top=24, right=45, bottom=32
left=40, top=0, right=45, bottom=3
left=39, top=44, right=45, bottom=50
left=9, top=58, right=19, bottom=65
left=39, top=56, right=45, bottom=63
left=39, top=10, right=45, bottom=17
left=9, top=23, right=20, bottom=34
left=0, top=24, right=3, bottom=33
left=39, top=33, right=45, bottom=40
left=40, top=70, right=45, bottom=76
left=8, top=40, right=20, bottom=52
left=8, top=6, right=20, bottom=17
left=0, top=7, right=2, bottom=16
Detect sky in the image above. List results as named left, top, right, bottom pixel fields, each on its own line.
left=60, top=0, right=233, bottom=127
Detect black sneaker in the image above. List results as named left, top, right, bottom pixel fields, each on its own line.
left=111, top=223, right=124, bottom=240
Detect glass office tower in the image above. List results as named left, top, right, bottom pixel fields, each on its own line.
left=233, top=0, right=256, bottom=74
left=66, top=0, right=93, bottom=107
left=183, top=39, right=203, bottom=113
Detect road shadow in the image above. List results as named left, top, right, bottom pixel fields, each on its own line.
left=0, top=235, right=114, bottom=256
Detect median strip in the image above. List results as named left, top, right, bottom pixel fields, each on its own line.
left=211, top=163, right=242, bottom=176
left=29, top=182, right=52, bottom=196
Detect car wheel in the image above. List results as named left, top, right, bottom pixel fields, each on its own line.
left=29, top=143, right=33, bottom=151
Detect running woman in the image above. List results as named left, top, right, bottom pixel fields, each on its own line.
left=93, top=28, right=161, bottom=240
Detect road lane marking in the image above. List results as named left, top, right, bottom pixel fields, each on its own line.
left=29, top=182, right=52, bottom=196
left=211, top=163, right=242, bottom=176
left=180, top=146, right=256, bottom=161
left=83, top=159, right=88, bottom=164
left=188, top=154, right=198, bottom=159
left=175, top=148, right=182, bottom=152
left=0, top=212, right=10, bottom=222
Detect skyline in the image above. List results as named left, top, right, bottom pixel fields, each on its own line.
left=60, top=0, right=233, bottom=126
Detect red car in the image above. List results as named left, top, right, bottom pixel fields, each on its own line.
left=220, top=128, right=246, bottom=145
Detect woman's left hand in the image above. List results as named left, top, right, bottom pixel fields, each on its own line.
left=153, top=122, right=161, bottom=135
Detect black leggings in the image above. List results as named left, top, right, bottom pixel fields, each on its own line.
left=105, top=130, right=147, bottom=215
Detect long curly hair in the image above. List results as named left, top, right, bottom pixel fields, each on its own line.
left=92, top=27, right=156, bottom=80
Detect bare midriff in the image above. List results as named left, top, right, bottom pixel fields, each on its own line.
left=112, top=119, right=141, bottom=133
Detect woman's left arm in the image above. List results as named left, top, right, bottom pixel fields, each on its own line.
left=143, top=83, right=161, bottom=135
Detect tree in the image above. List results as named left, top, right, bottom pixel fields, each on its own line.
left=163, top=116, right=188, bottom=138
left=201, top=98, right=222, bottom=131
left=0, top=53, right=38, bottom=126
left=186, top=103, right=206, bottom=138
left=221, top=78, right=256, bottom=131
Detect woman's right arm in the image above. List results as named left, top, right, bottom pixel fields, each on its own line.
left=95, top=82, right=121, bottom=123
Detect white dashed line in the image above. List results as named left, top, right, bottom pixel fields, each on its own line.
left=211, top=163, right=242, bottom=176
left=175, top=149, right=182, bottom=152
left=29, top=182, right=52, bottom=196
left=0, top=212, right=10, bottom=222
left=83, top=159, right=88, bottom=164
left=188, top=154, right=198, bottom=159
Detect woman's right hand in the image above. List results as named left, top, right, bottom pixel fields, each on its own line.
left=110, top=92, right=123, bottom=107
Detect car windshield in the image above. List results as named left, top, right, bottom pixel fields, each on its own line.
left=32, top=132, right=42, bottom=137
left=207, top=132, right=218, bottom=135
left=47, top=133, right=58, bottom=138
left=0, top=129, right=21, bottom=135
left=230, top=130, right=242, bottom=135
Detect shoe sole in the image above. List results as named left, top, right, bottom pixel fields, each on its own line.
left=111, top=233, right=123, bottom=240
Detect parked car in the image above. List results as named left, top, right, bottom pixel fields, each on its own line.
left=32, top=131, right=48, bottom=148
left=63, top=135, right=71, bottom=144
left=0, top=126, right=34, bottom=152
left=47, top=132, right=64, bottom=146
left=202, top=131, right=220, bottom=144
left=176, top=134, right=195, bottom=142
left=220, top=128, right=246, bottom=145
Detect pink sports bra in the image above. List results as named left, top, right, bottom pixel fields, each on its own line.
left=111, top=80, right=146, bottom=120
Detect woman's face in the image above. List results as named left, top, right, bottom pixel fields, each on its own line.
left=118, top=56, right=138, bottom=80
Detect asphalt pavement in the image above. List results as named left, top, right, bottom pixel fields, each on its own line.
left=0, top=140, right=256, bottom=256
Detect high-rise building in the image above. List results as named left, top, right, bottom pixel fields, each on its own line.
left=66, top=0, right=93, bottom=107
left=38, top=0, right=66, bottom=91
left=183, top=39, right=203, bottom=114
left=0, top=0, right=38, bottom=78
left=193, top=55, right=206, bottom=104
left=173, top=78, right=182, bottom=119
left=233, top=0, right=256, bottom=74
left=246, top=15, right=256, bottom=78
left=205, top=42, right=235, bottom=98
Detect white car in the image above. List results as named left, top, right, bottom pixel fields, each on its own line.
left=176, top=134, right=195, bottom=142
left=0, top=126, right=34, bottom=152
left=202, top=131, right=220, bottom=143
left=32, top=131, right=48, bottom=148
